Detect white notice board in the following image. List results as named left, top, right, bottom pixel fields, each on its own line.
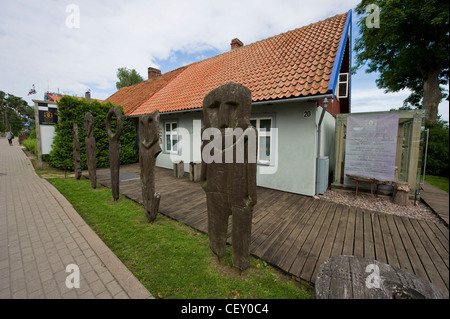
left=344, top=113, right=399, bottom=185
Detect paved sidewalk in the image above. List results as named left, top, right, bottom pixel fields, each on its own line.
left=0, top=138, right=153, bottom=299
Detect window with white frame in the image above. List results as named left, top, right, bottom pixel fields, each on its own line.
left=338, top=73, right=349, bottom=98
left=164, top=121, right=178, bottom=154
left=250, top=117, right=272, bottom=165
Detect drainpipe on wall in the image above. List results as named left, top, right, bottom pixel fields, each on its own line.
left=315, top=97, right=329, bottom=196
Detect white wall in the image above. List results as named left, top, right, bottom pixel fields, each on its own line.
left=254, top=101, right=317, bottom=196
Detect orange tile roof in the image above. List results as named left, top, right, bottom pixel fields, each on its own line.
left=106, top=66, right=187, bottom=116
left=46, top=93, right=103, bottom=103
left=117, top=12, right=349, bottom=116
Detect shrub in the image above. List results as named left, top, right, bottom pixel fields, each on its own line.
left=423, top=119, right=449, bottom=178
left=49, top=96, right=138, bottom=170
left=29, top=129, right=37, bottom=139
left=23, top=137, right=37, bottom=156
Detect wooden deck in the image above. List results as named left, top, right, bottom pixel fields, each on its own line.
left=92, top=164, right=449, bottom=292
left=421, top=182, right=449, bottom=225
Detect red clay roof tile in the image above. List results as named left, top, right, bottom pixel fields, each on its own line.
left=105, top=66, right=187, bottom=116
left=109, top=12, right=348, bottom=116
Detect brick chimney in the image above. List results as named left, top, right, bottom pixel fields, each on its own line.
left=148, top=67, right=162, bottom=80
left=230, top=38, right=243, bottom=50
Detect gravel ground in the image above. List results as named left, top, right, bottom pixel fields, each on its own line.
left=317, top=189, right=444, bottom=224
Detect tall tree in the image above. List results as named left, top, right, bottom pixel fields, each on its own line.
left=354, top=0, right=449, bottom=123
left=0, top=91, right=35, bottom=134
left=115, top=67, right=144, bottom=89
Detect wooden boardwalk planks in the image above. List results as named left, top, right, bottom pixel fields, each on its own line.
left=421, top=182, right=449, bottom=225
left=92, top=164, right=449, bottom=292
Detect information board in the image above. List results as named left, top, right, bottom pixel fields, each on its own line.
left=39, top=107, right=58, bottom=125
left=344, top=113, right=399, bottom=185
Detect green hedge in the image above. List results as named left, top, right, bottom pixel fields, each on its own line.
left=423, top=119, right=449, bottom=178
left=49, top=96, right=138, bottom=170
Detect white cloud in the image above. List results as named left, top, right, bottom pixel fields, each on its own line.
left=350, top=81, right=449, bottom=122
left=1, top=0, right=358, bottom=103
left=2, top=0, right=447, bottom=124
left=351, top=87, right=410, bottom=111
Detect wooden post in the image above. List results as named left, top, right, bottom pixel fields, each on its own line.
left=106, top=107, right=123, bottom=201
left=34, top=100, right=43, bottom=169
left=394, top=123, right=404, bottom=181
left=73, top=123, right=81, bottom=180
left=333, top=115, right=347, bottom=186
left=407, top=112, right=424, bottom=192
left=392, top=181, right=410, bottom=206
left=173, top=160, right=184, bottom=178
left=139, top=111, right=162, bottom=222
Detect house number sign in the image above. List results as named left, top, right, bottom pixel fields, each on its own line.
left=303, top=110, right=312, bottom=118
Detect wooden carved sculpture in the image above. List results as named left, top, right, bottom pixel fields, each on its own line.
left=200, top=82, right=258, bottom=270
left=139, top=111, right=162, bottom=222
left=73, top=123, right=81, bottom=180
left=106, top=107, right=123, bottom=201
left=84, top=113, right=97, bottom=189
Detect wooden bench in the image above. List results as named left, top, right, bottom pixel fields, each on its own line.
left=315, top=255, right=449, bottom=299
left=346, top=174, right=392, bottom=199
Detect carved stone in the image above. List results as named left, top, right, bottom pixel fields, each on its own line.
left=84, top=113, right=97, bottom=189
left=200, top=82, right=257, bottom=271
left=106, top=107, right=123, bottom=201
left=315, top=255, right=449, bottom=299
left=73, top=123, right=81, bottom=180
left=139, top=111, right=162, bottom=222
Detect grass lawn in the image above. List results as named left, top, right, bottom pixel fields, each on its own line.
left=47, top=176, right=314, bottom=299
left=423, top=175, right=449, bottom=193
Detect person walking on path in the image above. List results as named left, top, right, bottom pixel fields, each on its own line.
left=5, top=129, right=14, bottom=146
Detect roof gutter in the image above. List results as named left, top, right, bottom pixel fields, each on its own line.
left=127, top=93, right=334, bottom=117
left=128, top=107, right=203, bottom=118
left=252, top=93, right=333, bottom=106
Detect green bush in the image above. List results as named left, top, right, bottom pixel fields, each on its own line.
left=23, top=137, right=37, bottom=156
left=49, top=96, right=138, bottom=170
left=29, top=129, right=37, bottom=139
left=423, top=119, right=449, bottom=178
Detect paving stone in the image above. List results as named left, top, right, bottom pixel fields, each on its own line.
left=0, top=139, right=152, bottom=299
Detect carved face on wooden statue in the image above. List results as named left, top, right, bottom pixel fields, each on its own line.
left=201, top=82, right=257, bottom=271
left=202, top=82, right=252, bottom=131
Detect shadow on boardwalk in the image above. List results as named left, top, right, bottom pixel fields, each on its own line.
left=91, top=164, right=449, bottom=292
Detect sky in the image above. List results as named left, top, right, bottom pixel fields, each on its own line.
left=0, top=0, right=448, bottom=122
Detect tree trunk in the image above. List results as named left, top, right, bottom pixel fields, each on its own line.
left=422, top=67, right=442, bottom=123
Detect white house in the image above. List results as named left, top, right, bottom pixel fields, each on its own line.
left=107, top=11, right=353, bottom=196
